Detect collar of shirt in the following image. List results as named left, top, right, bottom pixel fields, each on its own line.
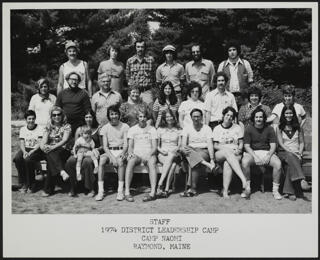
left=226, top=58, right=244, bottom=66
left=248, top=103, right=262, bottom=109
left=163, top=61, right=177, bottom=67
left=212, top=88, right=228, bottom=96
left=132, top=54, right=150, bottom=63
left=98, top=90, right=115, bottom=98
left=191, top=58, right=206, bottom=66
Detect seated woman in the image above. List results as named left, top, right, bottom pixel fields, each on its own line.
left=156, top=109, right=181, bottom=198
left=65, top=109, right=103, bottom=197
left=238, top=86, right=272, bottom=128
left=125, top=107, right=158, bottom=202
left=13, top=110, right=45, bottom=193
left=152, top=81, right=179, bottom=128
left=212, top=107, right=250, bottom=198
left=277, top=105, right=311, bottom=201
left=28, top=78, right=56, bottom=128
left=119, top=86, right=153, bottom=127
left=40, top=106, right=72, bottom=196
left=96, top=105, right=129, bottom=201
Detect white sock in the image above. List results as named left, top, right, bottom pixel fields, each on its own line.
left=272, top=182, right=280, bottom=192
left=98, top=181, right=104, bottom=193
left=94, top=160, right=98, bottom=168
left=76, top=167, right=81, bottom=175
left=118, top=181, right=124, bottom=193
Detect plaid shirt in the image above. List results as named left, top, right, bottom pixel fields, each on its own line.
left=125, top=55, right=156, bottom=90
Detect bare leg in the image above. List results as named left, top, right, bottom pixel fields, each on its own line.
left=158, top=153, right=175, bottom=188
left=76, top=153, right=84, bottom=180
left=147, top=156, right=157, bottom=197
left=165, top=162, right=177, bottom=191
left=222, top=161, right=232, bottom=198
left=125, top=156, right=139, bottom=196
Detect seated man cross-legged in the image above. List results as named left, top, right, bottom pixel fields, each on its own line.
left=241, top=107, right=282, bottom=200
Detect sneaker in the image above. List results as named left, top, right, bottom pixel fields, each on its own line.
left=241, top=184, right=251, bottom=199
left=61, top=171, right=69, bottom=181
left=19, top=186, right=27, bottom=194
left=86, top=191, right=95, bottom=198
left=125, top=194, right=134, bottom=202
left=142, top=194, right=157, bottom=202
left=288, top=194, right=297, bottom=201
left=26, top=188, right=33, bottom=194
left=301, top=180, right=311, bottom=191
left=68, top=191, right=78, bottom=197
left=116, top=192, right=125, bottom=201
left=41, top=191, right=50, bottom=197
left=95, top=192, right=104, bottom=201
left=273, top=191, right=282, bottom=200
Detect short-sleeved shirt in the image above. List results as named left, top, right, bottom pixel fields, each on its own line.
left=119, top=99, right=152, bottom=127
left=272, top=102, right=306, bottom=124
left=62, top=60, right=87, bottom=89
left=44, top=123, right=72, bottom=147
left=178, top=99, right=205, bottom=127
left=204, top=89, right=238, bottom=122
left=185, top=58, right=215, bottom=98
left=127, top=124, right=157, bottom=157
left=97, top=60, right=125, bottom=93
left=181, top=124, right=212, bottom=149
left=91, top=90, right=122, bottom=126
left=28, top=94, right=56, bottom=126
left=156, top=61, right=185, bottom=91
left=157, top=127, right=181, bottom=152
left=19, top=125, right=43, bottom=149
left=243, top=124, right=277, bottom=151
left=212, top=123, right=243, bottom=150
left=153, top=99, right=179, bottom=127
left=238, top=103, right=271, bottom=127
left=125, top=55, right=156, bottom=90
left=280, top=129, right=300, bottom=153
left=74, top=136, right=95, bottom=152
left=100, top=122, right=129, bottom=148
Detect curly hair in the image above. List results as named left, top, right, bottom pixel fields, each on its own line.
left=250, top=107, right=267, bottom=124
left=222, top=106, right=237, bottom=121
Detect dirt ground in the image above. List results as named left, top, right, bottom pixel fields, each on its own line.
left=10, top=119, right=313, bottom=214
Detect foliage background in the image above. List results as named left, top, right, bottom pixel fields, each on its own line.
left=11, top=9, right=312, bottom=119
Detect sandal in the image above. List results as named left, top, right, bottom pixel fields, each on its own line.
left=142, top=194, right=157, bottom=202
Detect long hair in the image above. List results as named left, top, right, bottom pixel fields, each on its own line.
left=250, top=107, right=267, bottom=124
left=158, top=108, right=178, bottom=129
left=158, top=81, right=177, bottom=105
left=278, top=105, right=300, bottom=132
left=84, top=109, right=99, bottom=129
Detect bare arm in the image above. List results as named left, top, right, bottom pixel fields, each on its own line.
left=57, top=65, right=64, bottom=96
left=84, top=61, right=93, bottom=98
left=205, top=111, right=211, bottom=125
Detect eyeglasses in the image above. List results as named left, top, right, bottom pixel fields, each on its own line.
left=68, top=78, right=79, bottom=82
left=52, top=113, right=62, bottom=117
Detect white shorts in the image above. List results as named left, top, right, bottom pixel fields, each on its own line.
left=244, top=150, right=269, bottom=159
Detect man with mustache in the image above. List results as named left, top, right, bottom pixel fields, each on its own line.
left=185, top=44, right=215, bottom=99
left=126, top=38, right=156, bottom=105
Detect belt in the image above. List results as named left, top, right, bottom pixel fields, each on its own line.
left=140, top=86, right=152, bottom=92
left=109, top=146, right=123, bottom=150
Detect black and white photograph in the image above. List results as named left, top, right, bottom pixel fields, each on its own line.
left=2, top=1, right=318, bottom=258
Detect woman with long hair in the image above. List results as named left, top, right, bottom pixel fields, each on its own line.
left=65, top=109, right=103, bottom=197
left=156, top=109, right=181, bottom=198
left=277, top=105, right=311, bottom=201
left=40, top=106, right=72, bottom=196
left=152, top=81, right=179, bottom=128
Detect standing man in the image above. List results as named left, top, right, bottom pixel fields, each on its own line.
left=185, top=44, right=215, bottom=99
left=91, top=74, right=122, bottom=126
left=204, top=72, right=238, bottom=130
left=97, top=43, right=125, bottom=97
left=55, top=71, right=91, bottom=135
left=126, top=38, right=156, bottom=105
left=57, top=41, right=92, bottom=98
left=156, top=44, right=185, bottom=104
left=241, top=108, right=282, bottom=200
left=218, top=41, right=253, bottom=106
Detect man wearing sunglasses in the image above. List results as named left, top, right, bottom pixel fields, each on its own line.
left=55, top=71, right=91, bottom=135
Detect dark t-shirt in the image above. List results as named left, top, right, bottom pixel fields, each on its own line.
left=243, top=124, right=276, bottom=150
left=56, top=87, right=91, bottom=122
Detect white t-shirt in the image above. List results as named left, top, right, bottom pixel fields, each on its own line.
left=19, top=125, right=43, bottom=149
left=127, top=124, right=157, bottom=157
left=62, top=60, right=86, bottom=89
left=28, top=94, right=56, bottom=126
left=212, top=123, right=243, bottom=150
left=272, top=102, right=306, bottom=123
left=100, top=122, right=129, bottom=148
left=181, top=124, right=212, bottom=149
left=178, top=99, right=205, bottom=127
left=157, top=127, right=181, bottom=152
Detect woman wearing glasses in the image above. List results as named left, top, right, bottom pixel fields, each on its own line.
left=40, top=106, right=72, bottom=197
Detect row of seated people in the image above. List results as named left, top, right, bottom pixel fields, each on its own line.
left=14, top=96, right=310, bottom=202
